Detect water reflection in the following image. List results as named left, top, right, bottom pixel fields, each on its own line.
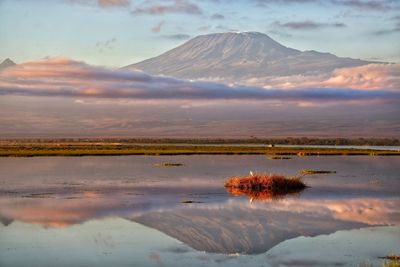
left=0, top=156, right=400, bottom=266
left=136, top=197, right=400, bottom=254
left=1, top=194, right=399, bottom=254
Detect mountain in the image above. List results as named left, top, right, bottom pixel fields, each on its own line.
left=0, top=58, right=16, bottom=70
left=133, top=206, right=366, bottom=254
left=126, top=32, right=373, bottom=82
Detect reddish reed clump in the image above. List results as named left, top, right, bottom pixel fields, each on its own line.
left=225, top=173, right=307, bottom=201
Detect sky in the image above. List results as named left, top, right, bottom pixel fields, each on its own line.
left=0, top=0, right=399, bottom=138
left=1, top=0, right=400, bottom=66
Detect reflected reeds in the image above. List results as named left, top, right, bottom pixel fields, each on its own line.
left=225, top=173, right=307, bottom=201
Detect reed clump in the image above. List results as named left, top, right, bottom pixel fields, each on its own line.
left=225, top=173, right=307, bottom=200
left=380, top=255, right=400, bottom=267
left=381, top=255, right=400, bottom=261
left=300, top=169, right=336, bottom=175
left=382, top=258, right=400, bottom=267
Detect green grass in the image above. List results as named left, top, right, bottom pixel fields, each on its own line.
left=0, top=142, right=399, bottom=157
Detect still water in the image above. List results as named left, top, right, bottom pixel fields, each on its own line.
left=0, top=156, right=399, bottom=267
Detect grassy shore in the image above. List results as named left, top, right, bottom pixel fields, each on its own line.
left=0, top=142, right=399, bottom=157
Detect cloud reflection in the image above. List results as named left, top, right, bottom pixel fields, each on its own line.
left=0, top=195, right=398, bottom=231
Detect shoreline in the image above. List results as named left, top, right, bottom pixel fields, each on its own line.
left=1, top=143, right=399, bottom=157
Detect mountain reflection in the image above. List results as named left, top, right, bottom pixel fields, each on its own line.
left=226, top=184, right=305, bottom=202
left=0, top=194, right=399, bottom=254
left=133, top=197, right=400, bottom=254
left=134, top=205, right=366, bottom=254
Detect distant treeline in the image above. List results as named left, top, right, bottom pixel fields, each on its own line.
left=2, top=137, right=400, bottom=146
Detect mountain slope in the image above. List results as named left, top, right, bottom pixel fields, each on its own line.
left=134, top=206, right=366, bottom=254
left=126, top=32, right=373, bottom=81
left=0, top=58, right=16, bottom=70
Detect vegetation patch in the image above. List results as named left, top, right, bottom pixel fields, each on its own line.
left=1, top=141, right=399, bottom=157
left=268, top=156, right=291, bottom=160
left=22, top=193, right=54, bottom=198
left=380, top=255, right=400, bottom=260
left=181, top=200, right=203, bottom=204
left=368, top=179, right=383, bottom=186
left=154, top=163, right=184, bottom=167
left=359, top=258, right=400, bottom=267
left=380, top=256, right=400, bottom=267
left=300, top=169, right=336, bottom=175
left=225, top=173, right=307, bottom=201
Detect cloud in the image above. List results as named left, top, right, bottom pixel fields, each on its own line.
left=325, top=64, right=400, bottom=89
left=255, top=0, right=317, bottom=6
left=161, top=34, right=191, bottom=40
left=241, top=64, right=400, bottom=90
left=95, top=38, right=116, bottom=52
left=372, top=16, right=400, bottom=35
left=132, top=0, right=202, bottom=15
left=391, top=15, right=400, bottom=21
left=273, top=20, right=347, bottom=30
left=97, top=0, right=129, bottom=7
left=215, top=25, right=239, bottom=32
left=151, top=21, right=166, bottom=33
left=268, top=29, right=293, bottom=38
left=68, top=0, right=130, bottom=8
left=0, top=58, right=399, bottom=102
left=372, top=27, right=400, bottom=35
left=197, top=26, right=212, bottom=32
left=1, top=193, right=398, bottom=229
left=252, top=0, right=399, bottom=11
left=331, top=0, right=394, bottom=11
left=210, top=13, right=224, bottom=20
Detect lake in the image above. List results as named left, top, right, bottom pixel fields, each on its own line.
left=0, top=155, right=399, bottom=267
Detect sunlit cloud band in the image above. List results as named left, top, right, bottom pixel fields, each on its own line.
left=0, top=58, right=399, bottom=102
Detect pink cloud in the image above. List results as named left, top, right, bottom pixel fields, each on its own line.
left=69, top=0, right=129, bottom=8
left=132, top=0, right=202, bottom=15
left=325, top=64, right=400, bottom=90
left=97, top=0, right=129, bottom=7
left=241, top=63, right=400, bottom=90
left=0, top=58, right=399, bottom=102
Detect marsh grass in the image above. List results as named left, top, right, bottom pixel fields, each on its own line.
left=181, top=200, right=203, bottom=204
left=225, top=173, right=307, bottom=201
left=1, top=142, right=399, bottom=157
left=382, top=259, right=400, bottom=267
left=369, top=179, right=383, bottom=186
left=268, top=156, right=291, bottom=160
left=380, top=255, right=400, bottom=261
left=300, top=169, right=336, bottom=175
left=358, top=256, right=400, bottom=267
left=380, top=255, right=400, bottom=267
left=154, top=163, right=184, bottom=167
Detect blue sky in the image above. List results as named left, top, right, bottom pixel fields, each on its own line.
left=0, top=0, right=399, bottom=66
